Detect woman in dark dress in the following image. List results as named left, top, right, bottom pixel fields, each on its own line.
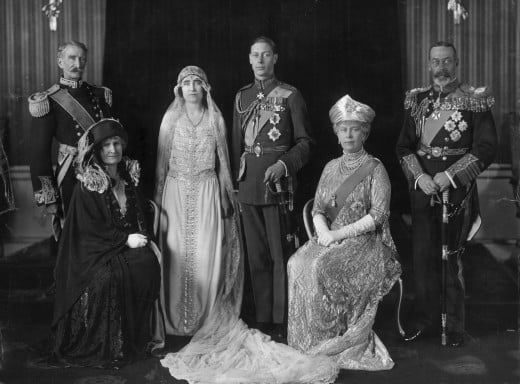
left=52, top=118, right=160, bottom=368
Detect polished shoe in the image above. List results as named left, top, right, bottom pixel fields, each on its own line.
left=446, top=331, right=464, bottom=347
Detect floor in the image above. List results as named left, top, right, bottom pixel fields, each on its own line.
left=0, top=239, right=518, bottom=384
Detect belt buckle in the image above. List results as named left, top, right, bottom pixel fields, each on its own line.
left=253, top=143, right=263, bottom=157
left=431, top=147, right=442, bottom=157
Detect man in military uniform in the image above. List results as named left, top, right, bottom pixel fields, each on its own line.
left=28, top=40, right=113, bottom=240
left=230, top=36, right=313, bottom=337
left=396, top=41, right=497, bottom=346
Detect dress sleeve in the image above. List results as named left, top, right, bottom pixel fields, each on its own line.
left=311, top=161, right=335, bottom=217
left=368, top=163, right=391, bottom=228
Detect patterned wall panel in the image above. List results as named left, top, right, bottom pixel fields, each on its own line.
left=404, top=0, right=517, bottom=163
left=0, top=0, right=106, bottom=165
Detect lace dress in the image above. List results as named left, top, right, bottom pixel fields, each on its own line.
left=158, top=112, right=233, bottom=335
left=287, top=150, right=401, bottom=371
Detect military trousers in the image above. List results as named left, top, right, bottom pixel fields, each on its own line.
left=240, top=203, right=286, bottom=325
left=409, top=188, right=467, bottom=333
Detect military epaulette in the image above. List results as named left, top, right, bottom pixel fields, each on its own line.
left=27, top=84, right=60, bottom=117
left=404, top=85, right=431, bottom=110
left=454, top=84, right=494, bottom=111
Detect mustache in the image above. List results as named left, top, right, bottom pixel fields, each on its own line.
left=433, top=69, right=451, bottom=78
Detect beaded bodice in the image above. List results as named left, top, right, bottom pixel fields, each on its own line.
left=168, top=113, right=216, bottom=178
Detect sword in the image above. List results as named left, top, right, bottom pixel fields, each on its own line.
left=441, top=189, right=449, bottom=346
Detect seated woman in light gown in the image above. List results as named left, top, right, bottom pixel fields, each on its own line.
left=52, top=118, right=161, bottom=368
left=158, top=67, right=339, bottom=384
left=287, top=94, right=401, bottom=371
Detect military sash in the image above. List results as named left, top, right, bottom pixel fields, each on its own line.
left=325, top=159, right=378, bottom=223
left=49, top=90, right=96, bottom=240
left=421, top=110, right=452, bottom=146
left=243, top=86, right=292, bottom=146
left=49, top=89, right=96, bottom=132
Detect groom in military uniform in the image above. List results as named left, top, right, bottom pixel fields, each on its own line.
left=396, top=41, right=497, bottom=346
left=28, top=40, right=113, bottom=240
left=230, top=36, right=313, bottom=338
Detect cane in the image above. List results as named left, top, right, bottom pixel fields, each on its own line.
left=441, top=189, right=449, bottom=346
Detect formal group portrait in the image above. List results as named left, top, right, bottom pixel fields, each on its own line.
left=0, top=1, right=518, bottom=383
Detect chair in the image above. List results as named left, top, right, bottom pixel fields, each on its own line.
left=302, top=198, right=405, bottom=336
left=146, top=199, right=160, bottom=237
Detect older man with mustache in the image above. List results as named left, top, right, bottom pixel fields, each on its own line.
left=28, top=40, right=114, bottom=240
left=396, top=41, right=497, bottom=347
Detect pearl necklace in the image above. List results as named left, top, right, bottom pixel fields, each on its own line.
left=338, top=148, right=368, bottom=174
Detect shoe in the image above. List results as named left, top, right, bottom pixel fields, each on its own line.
left=150, top=347, right=167, bottom=358
left=402, top=325, right=425, bottom=342
left=446, top=331, right=464, bottom=347
left=270, top=324, right=287, bottom=342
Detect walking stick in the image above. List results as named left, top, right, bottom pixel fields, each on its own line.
left=441, top=189, right=449, bottom=346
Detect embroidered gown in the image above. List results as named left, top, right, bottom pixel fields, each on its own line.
left=157, top=112, right=235, bottom=335
left=52, top=163, right=161, bottom=367
left=288, top=151, right=401, bottom=371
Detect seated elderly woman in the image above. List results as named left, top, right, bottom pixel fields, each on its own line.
left=287, top=95, right=401, bottom=371
left=52, top=118, right=160, bottom=368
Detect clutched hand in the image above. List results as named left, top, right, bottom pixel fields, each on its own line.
left=263, top=162, right=286, bottom=183
left=417, top=174, right=439, bottom=195
left=317, top=229, right=342, bottom=247
left=127, top=233, right=148, bottom=248
left=433, top=172, right=451, bottom=192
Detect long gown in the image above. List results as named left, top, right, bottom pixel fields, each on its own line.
left=288, top=152, right=401, bottom=371
left=158, top=112, right=234, bottom=335
left=53, top=161, right=161, bottom=367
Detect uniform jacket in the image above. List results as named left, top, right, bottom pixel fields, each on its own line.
left=28, top=79, right=112, bottom=206
left=396, top=82, right=497, bottom=190
left=230, top=77, right=313, bottom=205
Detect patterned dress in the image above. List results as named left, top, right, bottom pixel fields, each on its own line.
left=159, top=112, right=232, bottom=335
left=288, top=151, right=401, bottom=371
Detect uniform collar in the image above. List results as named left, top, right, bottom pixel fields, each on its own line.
left=431, top=78, right=459, bottom=95
left=254, top=76, right=277, bottom=91
left=60, top=77, right=83, bottom=89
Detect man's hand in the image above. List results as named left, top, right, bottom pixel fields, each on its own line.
left=433, top=172, right=451, bottom=192
left=263, top=162, right=285, bottom=183
left=417, top=174, right=440, bottom=195
left=44, top=203, right=59, bottom=216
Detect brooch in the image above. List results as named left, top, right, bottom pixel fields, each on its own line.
left=268, top=127, right=281, bottom=142
left=268, top=113, right=281, bottom=142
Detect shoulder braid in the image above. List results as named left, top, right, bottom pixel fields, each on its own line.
left=27, top=84, right=60, bottom=117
